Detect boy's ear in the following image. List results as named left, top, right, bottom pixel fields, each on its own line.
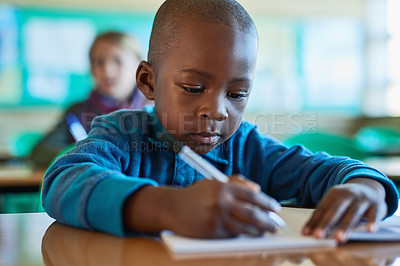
left=136, top=60, right=155, bottom=100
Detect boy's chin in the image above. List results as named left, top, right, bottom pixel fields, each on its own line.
left=187, top=142, right=218, bottom=155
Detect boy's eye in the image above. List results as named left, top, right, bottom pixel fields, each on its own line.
left=182, top=86, right=204, bottom=93
left=227, top=92, right=248, bottom=100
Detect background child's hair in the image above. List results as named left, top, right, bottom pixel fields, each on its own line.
left=89, top=31, right=143, bottom=63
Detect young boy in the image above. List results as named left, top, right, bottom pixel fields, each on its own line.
left=42, top=0, right=399, bottom=243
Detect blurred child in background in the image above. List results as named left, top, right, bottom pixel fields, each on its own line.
left=30, top=31, right=151, bottom=167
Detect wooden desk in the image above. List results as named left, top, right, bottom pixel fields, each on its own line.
left=0, top=167, right=45, bottom=193
left=1, top=212, right=400, bottom=266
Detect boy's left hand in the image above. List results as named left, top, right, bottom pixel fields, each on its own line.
left=302, top=178, right=388, bottom=243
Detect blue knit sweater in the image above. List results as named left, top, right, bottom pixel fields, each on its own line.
left=42, top=109, right=399, bottom=236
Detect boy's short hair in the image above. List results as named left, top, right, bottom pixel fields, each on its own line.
left=148, top=0, right=258, bottom=71
left=89, top=31, right=143, bottom=63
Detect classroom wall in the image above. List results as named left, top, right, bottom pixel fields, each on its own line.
left=6, top=0, right=367, bottom=16
left=0, top=0, right=392, bottom=157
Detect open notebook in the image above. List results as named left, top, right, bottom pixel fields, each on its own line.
left=161, top=207, right=400, bottom=258
left=349, top=212, right=400, bottom=241
left=161, top=208, right=335, bottom=257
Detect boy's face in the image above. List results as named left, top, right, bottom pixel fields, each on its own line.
left=91, top=40, right=139, bottom=101
left=142, top=22, right=257, bottom=154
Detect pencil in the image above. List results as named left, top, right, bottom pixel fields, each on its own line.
left=162, top=133, right=287, bottom=228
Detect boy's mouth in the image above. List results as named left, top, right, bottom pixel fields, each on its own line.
left=190, top=132, right=221, bottom=145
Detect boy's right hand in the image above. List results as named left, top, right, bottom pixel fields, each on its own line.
left=168, top=176, right=282, bottom=238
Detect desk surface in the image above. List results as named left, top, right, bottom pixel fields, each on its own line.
left=1, top=212, right=400, bottom=266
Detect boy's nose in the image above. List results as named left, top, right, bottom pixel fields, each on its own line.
left=198, top=97, right=228, bottom=121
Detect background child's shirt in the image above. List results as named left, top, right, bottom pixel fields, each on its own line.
left=42, top=109, right=399, bottom=236
left=30, top=88, right=149, bottom=167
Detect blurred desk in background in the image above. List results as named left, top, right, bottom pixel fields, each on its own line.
left=0, top=166, right=45, bottom=213
left=0, top=166, right=45, bottom=193
left=0, top=164, right=45, bottom=213
left=364, top=157, right=400, bottom=183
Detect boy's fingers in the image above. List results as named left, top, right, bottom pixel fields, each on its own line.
left=363, top=204, right=387, bottom=233
left=332, top=202, right=369, bottom=243
left=223, top=213, right=264, bottom=236
left=303, top=204, right=325, bottom=235
left=303, top=197, right=335, bottom=235
left=228, top=201, right=279, bottom=233
left=229, top=175, right=260, bottom=192
left=363, top=205, right=380, bottom=232
left=231, top=185, right=281, bottom=212
left=303, top=197, right=351, bottom=237
left=222, top=178, right=283, bottom=234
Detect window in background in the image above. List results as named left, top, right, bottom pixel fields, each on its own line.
left=0, top=3, right=390, bottom=117
left=363, top=0, right=389, bottom=116
left=301, top=18, right=364, bottom=113
left=0, top=6, right=153, bottom=108
left=387, top=0, right=400, bottom=116
left=24, top=18, right=95, bottom=104
left=247, top=18, right=301, bottom=113
left=248, top=16, right=364, bottom=115
left=0, top=5, right=20, bottom=106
